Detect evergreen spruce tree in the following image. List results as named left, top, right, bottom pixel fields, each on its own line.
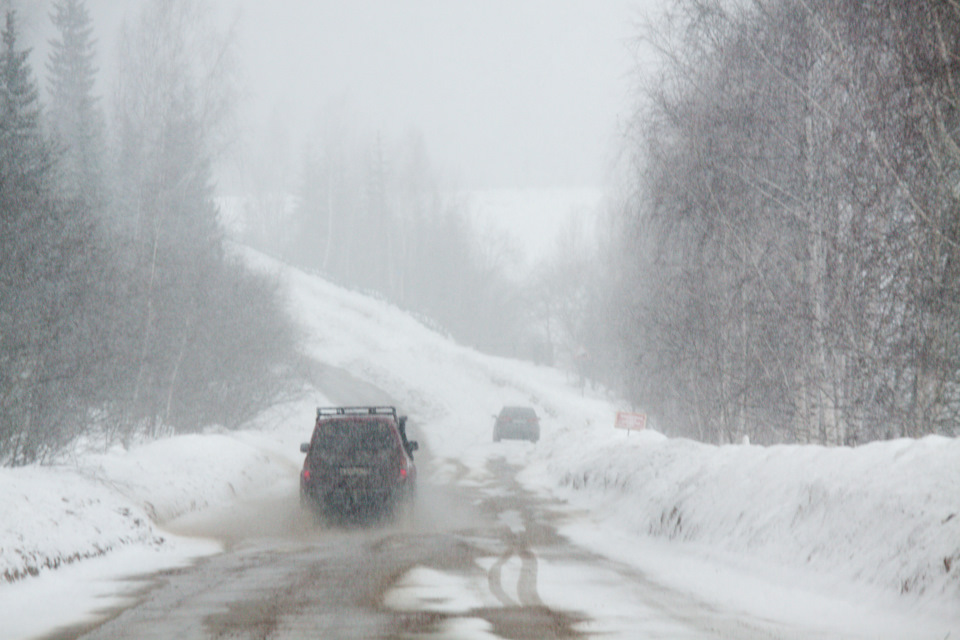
left=46, top=0, right=103, bottom=206
left=46, top=0, right=123, bottom=439
left=0, top=10, right=96, bottom=464
left=0, top=10, right=57, bottom=464
left=0, top=10, right=46, bottom=193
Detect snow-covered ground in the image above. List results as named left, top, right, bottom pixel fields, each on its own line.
left=1, top=248, right=959, bottom=639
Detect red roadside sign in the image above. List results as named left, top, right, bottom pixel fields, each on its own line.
left=615, top=411, right=647, bottom=432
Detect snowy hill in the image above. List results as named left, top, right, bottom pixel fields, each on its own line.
left=1, top=247, right=958, bottom=638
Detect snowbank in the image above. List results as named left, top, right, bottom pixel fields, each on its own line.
left=537, top=430, right=960, bottom=602
left=0, top=425, right=299, bottom=583
left=0, top=465, right=158, bottom=582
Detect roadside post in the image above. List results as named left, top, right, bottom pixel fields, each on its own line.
left=615, top=411, right=647, bottom=436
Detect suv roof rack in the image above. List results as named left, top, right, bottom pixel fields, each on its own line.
left=316, top=406, right=397, bottom=418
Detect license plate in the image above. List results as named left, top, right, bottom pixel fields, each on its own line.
left=340, top=467, right=370, bottom=476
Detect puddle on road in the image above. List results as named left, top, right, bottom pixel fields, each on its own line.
left=162, top=480, right=319, bottom=548
left=59, top=454, right=592, bottom=640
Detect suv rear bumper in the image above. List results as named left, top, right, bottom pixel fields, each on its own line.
left=495, top=425, right=540, bottom=441
left=300, top=479, right=411, bottom=514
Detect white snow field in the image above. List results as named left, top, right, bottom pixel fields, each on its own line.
left=1, top=247, right=958, bottom=639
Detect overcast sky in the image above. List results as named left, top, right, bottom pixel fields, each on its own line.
left=233, top=0, right=648, bottom=189
left=22, top=0, right=659, bottom=191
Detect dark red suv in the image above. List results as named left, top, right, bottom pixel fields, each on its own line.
left=299, top=406, right=418, bottom=518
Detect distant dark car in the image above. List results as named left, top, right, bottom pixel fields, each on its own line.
left=493, top=406, right=540, bottom=442
left=300, top=406, right=417, bottom=518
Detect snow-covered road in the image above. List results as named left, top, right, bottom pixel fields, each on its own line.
left=37, top=447, right=924, bottom=640
left=2, top=248, right=959, bottom=639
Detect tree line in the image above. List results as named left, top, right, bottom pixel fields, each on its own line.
left=600, top=0, right=960, bottom=444
left=238, top=108, right=532, bottom=360
left=0, top=0, right=296, bottom=466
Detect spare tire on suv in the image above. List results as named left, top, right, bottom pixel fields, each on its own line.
left=299, top=406, right=418, bottom=520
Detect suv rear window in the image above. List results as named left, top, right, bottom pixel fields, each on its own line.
left=501, top=407, right=537, bottom=419
left=314, top=420, right=395, bottom=454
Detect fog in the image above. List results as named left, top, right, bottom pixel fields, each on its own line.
left=22, top=0, right=648, bottom=191
left=232, top=0, right=643, bottom=190
left=4, top=0, right=669, bottom=466
left=8, top=0, right=954, bottom=455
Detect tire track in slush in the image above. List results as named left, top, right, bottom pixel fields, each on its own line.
left=488, top=548, right=519, bottom=607
left=486, top=499, right=544, bottom=608
left=487, top=531, right=543, bottom=607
